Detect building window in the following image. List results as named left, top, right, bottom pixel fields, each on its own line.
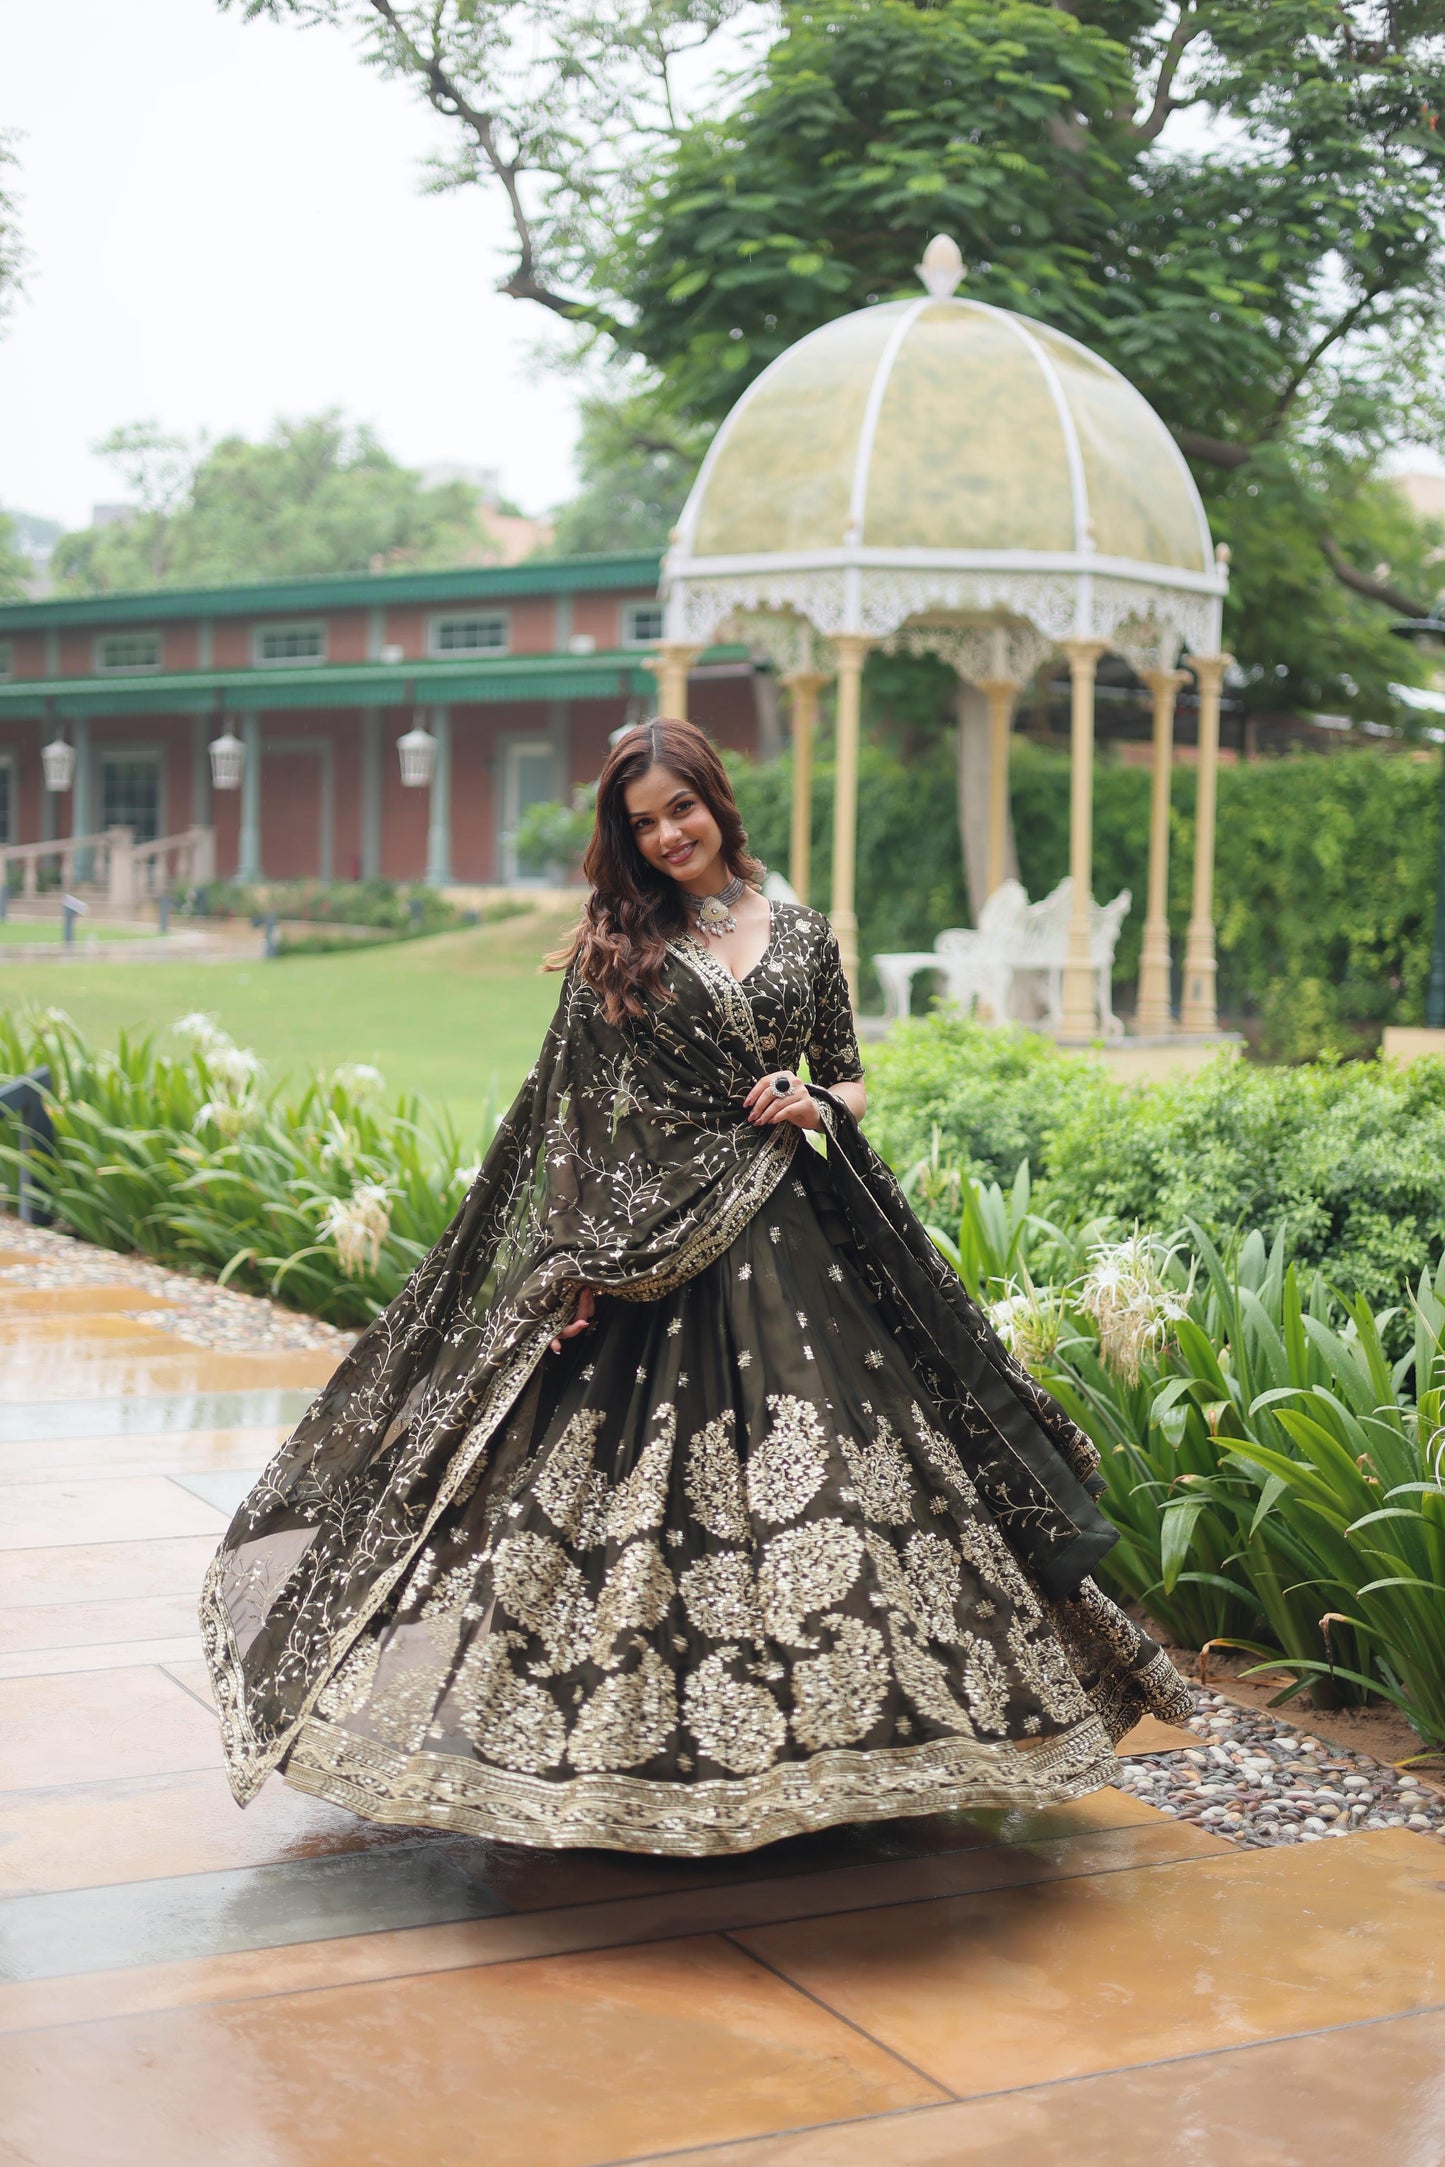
left=430, top=613, right=509, bottom=656
left=95, top=631, right=162, bottom=674
left=254, top=623, right=326, bottom=666
left=100, top=754, right=162, bottom=843
left=0, top=642, right=11, bottom=681
left=621, top=602, right=664, bottom=646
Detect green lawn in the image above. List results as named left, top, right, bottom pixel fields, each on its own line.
left=1, top=904, right=578, bottom=1143
left=0, top=921, right=159, bottom=945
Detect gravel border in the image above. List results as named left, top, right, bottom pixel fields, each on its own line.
left=0, top=1216, right=355, bottom=1358
left=1119, top=1687, right=1445, bottom=1847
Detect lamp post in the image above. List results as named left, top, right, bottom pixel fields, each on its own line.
left=1390, top=610, right=1445, bottom=1028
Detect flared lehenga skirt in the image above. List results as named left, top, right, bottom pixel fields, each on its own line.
left=280, top=1145, right=1189, bottom=1855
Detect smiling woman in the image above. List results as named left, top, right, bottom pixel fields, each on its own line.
left=203, top=716, right=1190, bottom=1859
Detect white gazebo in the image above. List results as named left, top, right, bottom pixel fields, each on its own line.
left=653, top=237, right=1231, bottom=1039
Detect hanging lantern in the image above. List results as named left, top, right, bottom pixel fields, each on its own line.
left=397, top=720, right=437, bottom=788
left=42, top=732, right=76, bottom=793
left=209, top=727, right=246, bottom=791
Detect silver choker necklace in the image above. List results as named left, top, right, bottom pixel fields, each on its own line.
left=684, top=875, right=746, bottom=937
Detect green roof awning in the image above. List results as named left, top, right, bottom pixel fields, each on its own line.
left=0, top=648, right=732, bottom=720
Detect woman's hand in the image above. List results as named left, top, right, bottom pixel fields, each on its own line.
left=549, top=1283, right=597, bottom=1354
left=744, top=1070, right=822, bottom=1132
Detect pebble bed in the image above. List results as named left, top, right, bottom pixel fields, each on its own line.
left=0, top=1216, right=355, bottom=1358
left=1118, top=1687, right=1445, bottom=1847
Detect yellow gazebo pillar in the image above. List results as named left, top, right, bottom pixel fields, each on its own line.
left=1135, top=665, right=1189, bottom=1035
left=651, top=643, right=702, bottom=721
left=978, top=677, right=1019, bottom=897
left=1059, top=638, right=1108, bottom=1038
left=830, top=633, right=872, bottom=996
left=1180, top=651, right=1232, bottom=1035
left=782, top=667, right=825, bottom=906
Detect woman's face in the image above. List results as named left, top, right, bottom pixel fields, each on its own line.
left=623, top=762, right=726, bottom=890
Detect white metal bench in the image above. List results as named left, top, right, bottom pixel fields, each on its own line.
left=873, top=876, right=1130, bottom=1036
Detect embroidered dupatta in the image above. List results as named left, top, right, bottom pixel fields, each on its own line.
left=202, top=916, right=1116, bottom=1806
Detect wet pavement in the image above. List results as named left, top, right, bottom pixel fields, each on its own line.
left=2, top=1259, right=1444, bottom=2164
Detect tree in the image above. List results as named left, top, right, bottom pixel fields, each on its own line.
left=50, top=413, right=486, bottom=592
left=219, top=0, right=761, bottom=323
left=546, top=386, right=705, bottom=553
left=610, top=0, right=1445, bottom=717
left=0, top=129, right=25, bottom=334
left=0, top=516, right=29, bottom=602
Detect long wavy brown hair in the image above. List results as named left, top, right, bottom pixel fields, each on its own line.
left=549, top=716, right=764, bottom=1022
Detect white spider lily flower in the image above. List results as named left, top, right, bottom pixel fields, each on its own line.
left=318, top=1116, right=359, bottom=1178
left=320, top=1181, right=394, bottom=1277
left=1078, top=1232, right=1188, bottom=1383
left=987, top=1280, right=1064, bottom=1369
left=195, top=1098, right=251, bottom=1140
left=204, top=1042, right=262, bottom=1093
left=173, top=1011, right=229, bottom=1051
left=333, top=1062, right=385, bottom=1100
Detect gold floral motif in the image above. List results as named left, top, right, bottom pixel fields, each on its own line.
left=568, top=1645, right=678, bottom=1772
left=414, top=1561, right=481, bottom=1623
left=954, top=1513, right=1042, bottom=1617
left=959, top=1629, right=1013, bottom=1733
left=684, top=1410, right=750, bottom=1541
left=790, top=1614, right=890, bottom=1750
left=362, top=1643, right=449, bottom=1755
left=745, top=1394, right=829, bottom=1525
left=454, top=1629, right=567, bottom=1772
left=839, top=1412, right=915, bottom=1525
left=903, top=1530, right=964, bottom=1642
left=679, top=1550, right=765, bottom=1642
left=863, top=1529, right=925, bottom=1633
left=491, top=1531, right=596, bottom=1673
left=592, top=1540, right=676, bottom=1667
left=759, top=1519, right=864, bottom=1644
left=532, top=1409, right=611, bottom=1546
left=910, top=1404, right=982, bottom=1507
left=1006, top=1616, right=1093, bottom=1724
left=314, top=1627, right=382, bottom=1719
left=888, top=1620, right=977, bottom=1734
left=604, top=1405, right=677, bottom=1543
left=683, top=1651, right=788, bottom=1774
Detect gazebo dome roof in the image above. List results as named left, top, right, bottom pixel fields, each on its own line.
left=678, top=295, right=1212, bottom=578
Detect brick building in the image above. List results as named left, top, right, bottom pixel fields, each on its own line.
left=0, top=554, right=765, bottom=888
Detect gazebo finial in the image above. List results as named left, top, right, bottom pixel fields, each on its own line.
left=916, top=234, right=964, bottom=298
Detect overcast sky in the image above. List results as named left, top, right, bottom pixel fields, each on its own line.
left=0, top=0, right=583, bottom=530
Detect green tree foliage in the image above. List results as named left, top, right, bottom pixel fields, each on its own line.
left=51, top=414, right=485, bottom=593
left=612, top=0, right=1445, bottom=718
left=0, top=129, right=25, bottom=334
left=0, top=514, right=30, bottom=602
left=866, top=1018, right=1445, bottom=1318
left=1008, top=742, right=1438, bottom=1055
left=732, top=736, right=1439, bottom=1055
left=546, top=389, right=705, bottom=554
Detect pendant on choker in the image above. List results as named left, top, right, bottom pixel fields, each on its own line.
left=686, top=876, right=745, bottom=938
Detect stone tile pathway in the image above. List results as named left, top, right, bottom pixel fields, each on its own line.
left=3, top=1250, right=1445, bottom=2164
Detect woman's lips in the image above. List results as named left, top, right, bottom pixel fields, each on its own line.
left=664, top=842, right=695, bottom=865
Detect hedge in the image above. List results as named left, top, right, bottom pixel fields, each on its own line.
left=867, top=1016, right=1445, bottom=1319
left=732, top=738, right=1440, bottom=1056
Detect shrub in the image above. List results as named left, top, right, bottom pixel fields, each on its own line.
left=0, top=1010, right=490, bottom=1326
left=868, top=1017, right=1445, bottom=1316
left=927, top=1170, right=1445, bottom=1742
left=729, top=739, right=1440, bottom=1053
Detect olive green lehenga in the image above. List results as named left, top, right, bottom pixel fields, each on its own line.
left=201, top=900, right=1190, bottom=1856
